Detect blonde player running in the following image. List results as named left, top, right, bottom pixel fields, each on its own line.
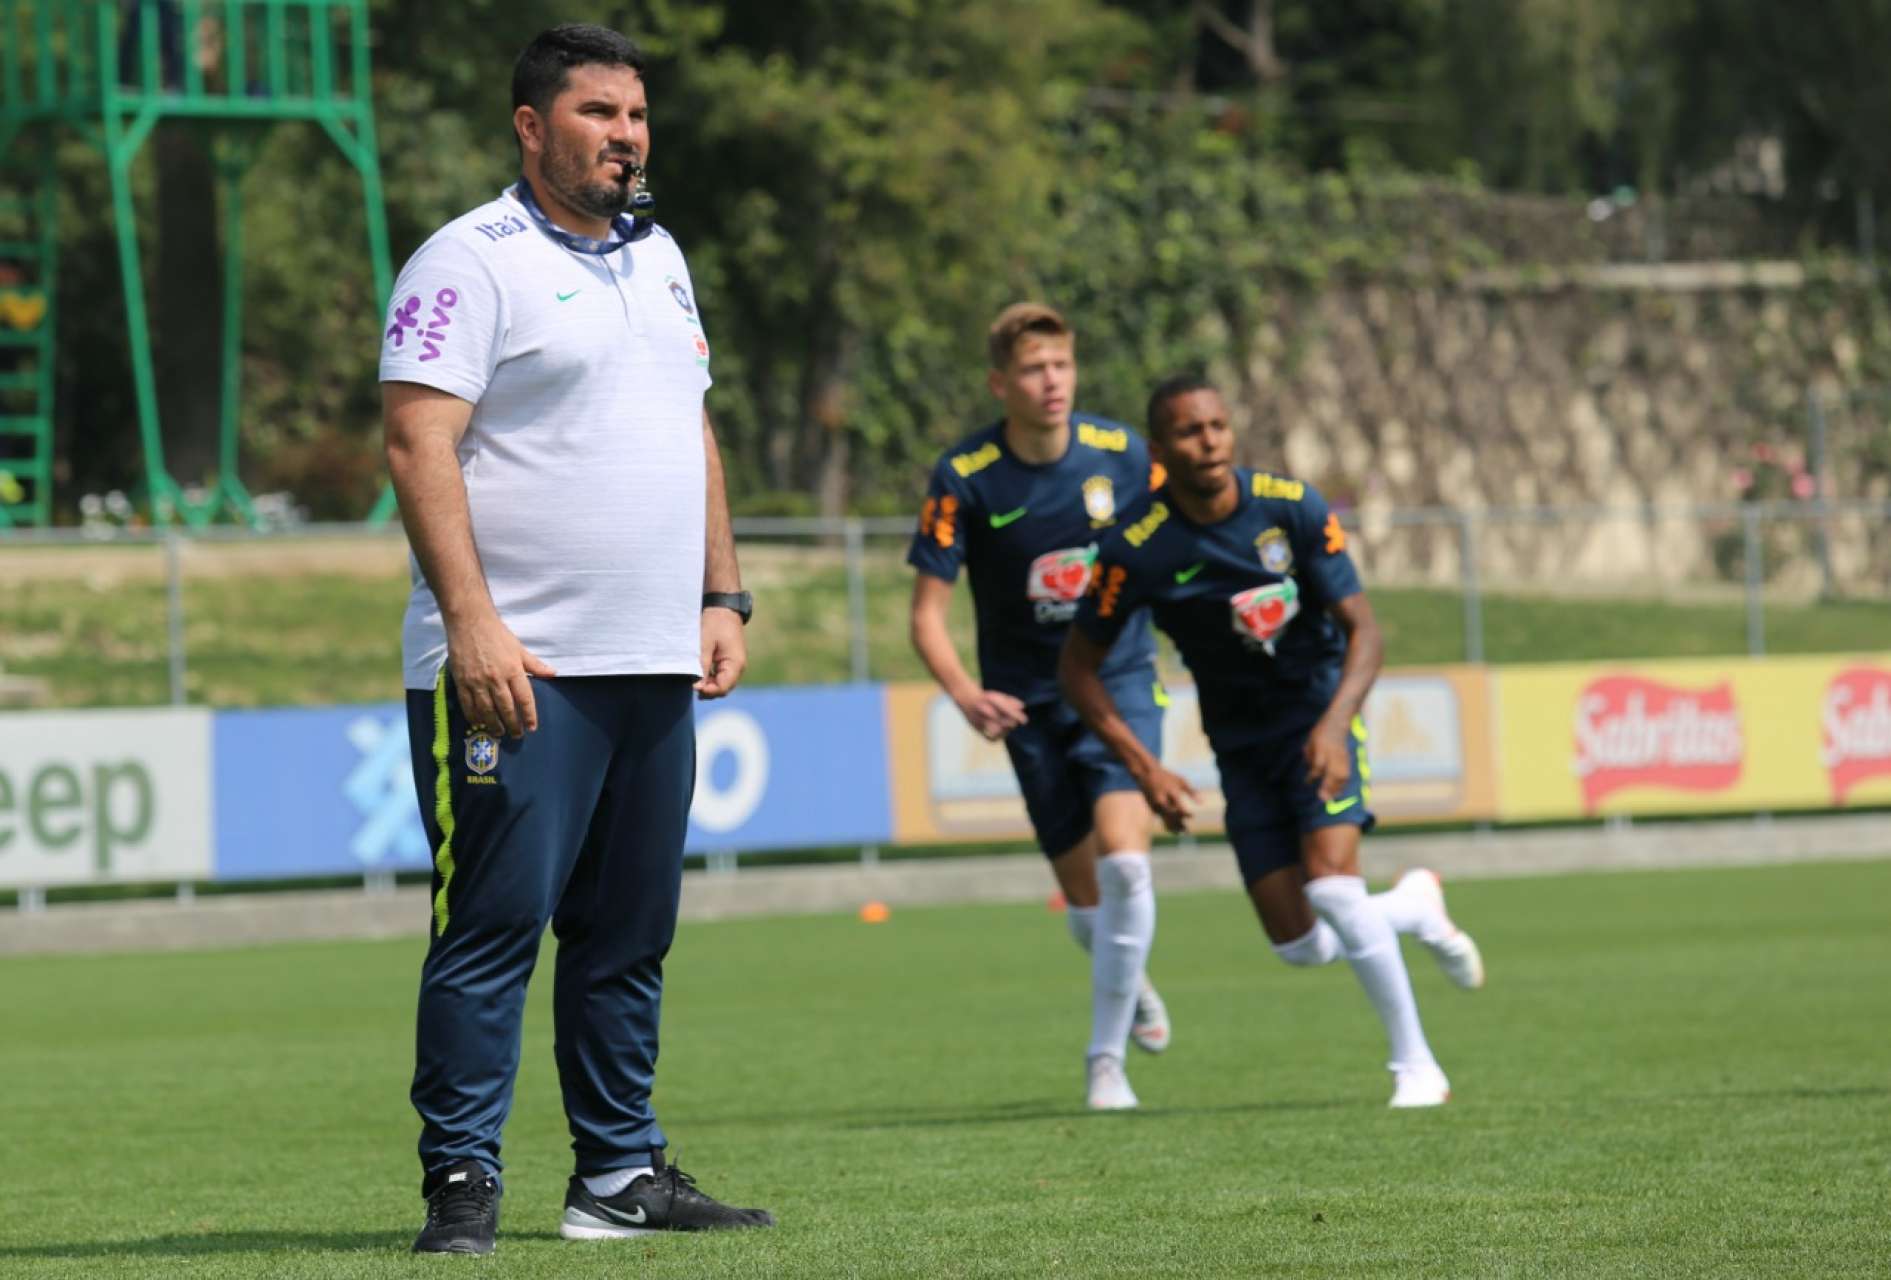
left=909, top=304, right=1172, bottom=1110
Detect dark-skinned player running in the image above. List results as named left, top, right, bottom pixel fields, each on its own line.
left=1059, top=375, right=1485, bottom=1109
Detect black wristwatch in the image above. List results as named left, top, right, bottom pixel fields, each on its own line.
left=702, top=590, right=753, bottom=625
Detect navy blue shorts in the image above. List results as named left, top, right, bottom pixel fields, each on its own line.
left=1003, top=668, right=1166, bottom=857
left=1221, top=715, right=1375, bottom=886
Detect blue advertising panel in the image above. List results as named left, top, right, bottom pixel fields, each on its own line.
left=211, top=686, right=892, bottom=880
left=685, top=684, right=891, bottom=853
left=214, top=703, right=432, bottom=880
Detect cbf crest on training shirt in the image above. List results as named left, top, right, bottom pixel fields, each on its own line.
left=1075, top=468, right=1362, bottom=751
left=907, top=416, right=1161, bottom=705
left=379, top=188, right=713, bottom=690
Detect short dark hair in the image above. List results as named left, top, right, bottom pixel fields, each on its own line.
left=511, top=24, right=646, bottom=115
left=1146, top=372, right=1219, bottom=439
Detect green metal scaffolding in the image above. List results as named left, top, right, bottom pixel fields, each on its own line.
left=0, top=0, right=394, bottom=526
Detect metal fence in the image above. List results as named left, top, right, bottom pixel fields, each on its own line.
left=1347, top=496, right=1891, bottom=663
left=0, top=498, right=1886, bottom=712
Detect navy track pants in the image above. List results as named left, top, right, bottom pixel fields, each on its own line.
left=405, top=673, right=696, bottom=1186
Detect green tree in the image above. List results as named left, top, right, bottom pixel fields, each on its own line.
left=34, top=0, right=1891, bottom=521
left=1667, top=1, right=1891, bottom=236
left=649, top=0, right=1149, bottom=514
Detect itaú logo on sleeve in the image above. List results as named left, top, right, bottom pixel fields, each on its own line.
left=1822, top=667, right=1891, bottom=803
left=1572, top=676, right=1744, bottom=810
left=1027, top=546, right=1098, bottom=622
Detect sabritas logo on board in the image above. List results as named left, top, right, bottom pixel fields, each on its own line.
left=1572, top=675, right=1743, bottom=810
left=1821, top=666, right=1891, bottom=803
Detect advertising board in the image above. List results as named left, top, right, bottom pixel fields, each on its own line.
left=885, top=668, right=1497, bottom=843
left=0, top=708, right=213, bottom=888
left=211, top=685, right=894, bottom=880
left=1493, top=655, right=1891, bottom=821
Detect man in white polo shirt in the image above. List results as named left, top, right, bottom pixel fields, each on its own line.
left=381, top=24, right=772, bottom=1255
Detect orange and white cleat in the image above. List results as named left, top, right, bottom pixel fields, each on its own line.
left=1396, top=868, right=1485, bottom=991
left=1389, top=1062, right=1452, bottom=1109
left=1130, top=979, right=1172, bottom=1054
left=1086, top=1053, right=1139, bottom=1111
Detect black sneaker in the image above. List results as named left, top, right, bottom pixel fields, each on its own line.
left=559, top=1151, right=775, bottom=1238
left=413, top=1160, right=500, bottom=1255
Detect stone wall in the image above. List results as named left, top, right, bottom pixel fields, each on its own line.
left=1228, top=265, right=1891, bottom=595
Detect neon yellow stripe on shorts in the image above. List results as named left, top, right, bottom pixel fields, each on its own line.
left=1352, top=714, right=1371, bottom=803
left=431, top=673, right=457, bottom=937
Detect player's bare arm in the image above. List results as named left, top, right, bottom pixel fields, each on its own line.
left=384, top=380, right=555, bottom=737
left=698, top=410, right=746, bottom=699
left=909, top=572, right=1028, bottom=740
left=1304, top=592, right=1384, bottom=801
left=1059, top=627, right=1197, bottom=831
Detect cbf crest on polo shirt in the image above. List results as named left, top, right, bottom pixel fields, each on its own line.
left=381, top=188, right=713, bottom=691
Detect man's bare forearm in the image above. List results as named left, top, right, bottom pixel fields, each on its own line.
left=1321, top=594, right=1384, bottom=727
left=387, top=429, right=494, bottom=629
left=703, top=413, right=741, bottom=593
left=910, top=577, right=980, bottom=704
left=1059, top=629, right=1161, bottom=780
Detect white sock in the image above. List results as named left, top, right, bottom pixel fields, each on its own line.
left=1066, top=904, right=1098, bottom=953
left=1374, top=879, right=1446, bottom=942
left=1087, top=851, right=1154, bottom=1060
left=1271, top=919, right=1342, bottom=966
left=582, top=1166, right=653, bottom=1198
left=1304, top=875, right=1437, bottom=1071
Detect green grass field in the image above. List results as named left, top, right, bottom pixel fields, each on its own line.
left=3, top=861, right=1887, bottom=1278
left=3, top=549, right=1888, bottom=707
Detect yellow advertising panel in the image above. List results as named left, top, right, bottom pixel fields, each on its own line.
left=885, top=667, right=1498, bottom=845
left=884, top=681, right=1039, bottom=845
left=1365, top=666, right=1499, bottom=823
left=1494, top=654, right=1891, bottom=822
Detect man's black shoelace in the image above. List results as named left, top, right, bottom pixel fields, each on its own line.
left=663, top=1165, right=706, bottom=1200
left=427, top=1176, right=496, bottom=1226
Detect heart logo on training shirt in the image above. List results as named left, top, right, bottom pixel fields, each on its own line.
left=1047, top=562, right=1088, bottom=597
left=1230, top=581, right=1301, bottom=653
left=1026, top=547, right=1100, bottom=608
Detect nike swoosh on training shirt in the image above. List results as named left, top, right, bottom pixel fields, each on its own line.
left=556, top=289, right=582, bottom=301
left=1324, top=796, right=1360, bottom=815
left=989, top=507, right=1028, bottom=528
left=1174, top=562, right=1206, bottom=584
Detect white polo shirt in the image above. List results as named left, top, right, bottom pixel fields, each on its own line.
left=380, top=187, right=711, bottom=690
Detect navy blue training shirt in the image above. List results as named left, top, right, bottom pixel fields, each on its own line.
left=908, top=415, right=1161, bottom=706
left=1074, top=468, right=1363, bottom=752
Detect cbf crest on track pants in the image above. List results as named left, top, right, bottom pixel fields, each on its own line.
left=403, top=672, right=697, bottom=1187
